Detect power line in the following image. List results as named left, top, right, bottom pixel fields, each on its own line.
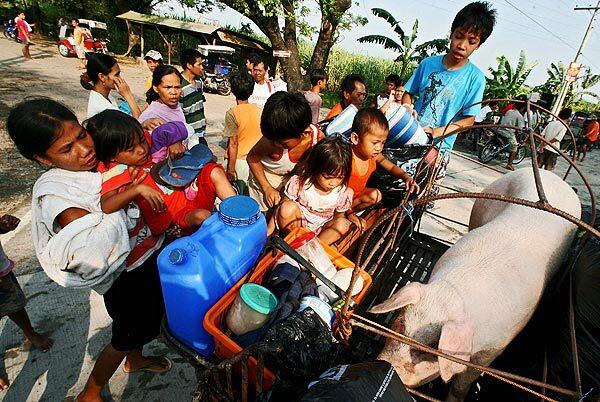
left=503, top=0, right=582, bottom=53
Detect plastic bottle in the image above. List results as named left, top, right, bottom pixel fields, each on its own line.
left=158, top=195, right=267, bottom=356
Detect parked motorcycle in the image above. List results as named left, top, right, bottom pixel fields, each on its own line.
left=203, top=72, right=231, bottom=96
left=3, top=20, right=18, bottom=41
left=478, top=128, right=527, bottom=165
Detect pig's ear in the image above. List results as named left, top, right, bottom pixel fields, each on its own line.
left=369, top=282, right=424, bottom=314
left=437, top=320, right=474, bottom=382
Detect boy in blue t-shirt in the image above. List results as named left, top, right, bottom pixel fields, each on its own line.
left=403, top=1, right=496, bottom=160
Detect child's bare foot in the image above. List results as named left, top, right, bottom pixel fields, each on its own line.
left=505, top=164, right=515, bottom=171
left=123, top=355, right=171, bottom=374
left=0, top=376, right=8, bottom=390
left=27, top=332, right=53, bottom=352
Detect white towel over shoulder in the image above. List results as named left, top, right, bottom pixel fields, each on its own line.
left=31, top=169, right=131, bottom=294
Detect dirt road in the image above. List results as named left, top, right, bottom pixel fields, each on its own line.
left=0, top=36, right=597, bottom=401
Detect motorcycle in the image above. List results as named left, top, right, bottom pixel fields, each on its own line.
left=203, top=72, right=232, bottom=96
left=477, top=128, right=527, bottom=165
left=3, top=20, right=18, bottom=41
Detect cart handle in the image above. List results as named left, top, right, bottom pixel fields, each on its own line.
left=268, top=236, right=353, bottom=306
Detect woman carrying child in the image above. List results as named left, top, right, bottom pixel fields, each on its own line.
left=277, top=136, right=363, bottom=245
left=87, top=110, right=236, bottom=237
left=82, top=53, right=141, bottom=120
left=7, top=99, right=169, bottom=402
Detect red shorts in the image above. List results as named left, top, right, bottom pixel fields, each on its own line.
left=172, top=162, right=222, bottom=230
left=140, top=162, right=222, bottom=235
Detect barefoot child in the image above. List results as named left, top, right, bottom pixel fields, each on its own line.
left=277, top=137, right=363, bottom=245
left=247, top=92, right=321, bottom=213
left=1, top=214, right=53, bottom=390
left=349, top=108, right=420, bottom=211
left=87, top=110, right=235, bottom=236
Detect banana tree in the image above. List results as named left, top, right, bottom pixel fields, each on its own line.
left=534, top=62, right=565, bottom=95
left=357, top=8, right=448, bottom=82
left=535, top=63, right=599, bottom=109
left=484, top=50, right=538, bottom=99
left=564, top=66, right=600, bottom=108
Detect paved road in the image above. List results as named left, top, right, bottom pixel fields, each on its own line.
left=0, top=36, right=598, bottom=402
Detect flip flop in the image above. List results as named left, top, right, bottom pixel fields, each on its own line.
left=123, top=356, right=172, bottom=374
left=158, top=144, right=215, bottom=187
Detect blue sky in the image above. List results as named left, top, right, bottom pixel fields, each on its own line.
left=157, top=0, right=600, bottom=90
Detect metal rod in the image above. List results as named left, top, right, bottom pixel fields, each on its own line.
left=269, top=236, right=348, bottom=300
left=412, top=191, right=600, bottom=239
left=407, top=388, right=442, bottom=402
left=569, top=274, right=583, bottom=396
left=525, top=98, right=549, bottom=205
left=435, top=123, right=596, bottom=228
left=425, top=210, right=470, bottom=228
left=350, top=316, right=575, bottom=399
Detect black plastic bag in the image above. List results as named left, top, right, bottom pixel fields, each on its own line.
left=262, top=308, right=336, bottom=382
left=300, top=361, right=414, bottom=402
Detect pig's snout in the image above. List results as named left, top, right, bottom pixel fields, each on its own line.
left=380, top=348, right=440, bottom=388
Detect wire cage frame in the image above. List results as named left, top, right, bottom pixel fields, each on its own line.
left=335, top=97, right=599, bottom=402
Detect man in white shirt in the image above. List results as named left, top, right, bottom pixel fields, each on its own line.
left=248, top=55, right=285, bottom=108
left=538, top=108, right=572, bottom=171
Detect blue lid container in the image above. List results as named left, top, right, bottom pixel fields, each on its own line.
left=158, top=196, right=267, bottom=356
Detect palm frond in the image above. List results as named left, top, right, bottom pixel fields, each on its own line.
left=415, top=39, right=448, bottom=54
left=371, top=8, right=405, bottom=39
left=581, top=91, right=600, bottom=100
left=357, top=35, right=404, bottom=53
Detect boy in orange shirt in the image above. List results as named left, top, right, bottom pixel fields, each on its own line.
left=349, top=108, right=419, bottom=211
left=223, top=71, right=263, bottom=192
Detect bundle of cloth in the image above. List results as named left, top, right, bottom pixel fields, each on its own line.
left=31, top=169, right=134, bottom=294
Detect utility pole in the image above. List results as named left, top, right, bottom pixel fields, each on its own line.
left=551, top=0, right=600, bottom=115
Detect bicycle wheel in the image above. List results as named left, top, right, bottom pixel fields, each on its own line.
left=478, top=141, right=498, bottom=163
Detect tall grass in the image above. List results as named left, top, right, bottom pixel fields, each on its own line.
left=299, top=41, right=411, bottom=108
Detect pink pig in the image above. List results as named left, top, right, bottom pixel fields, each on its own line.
left=370, top=169, right=581, bottom=401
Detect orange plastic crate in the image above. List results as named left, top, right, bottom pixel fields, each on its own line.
left=203, top=228, right=372, bottom=391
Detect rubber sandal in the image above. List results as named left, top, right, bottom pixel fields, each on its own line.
left=123, top=356, right=172, bottom=374
left=158, top=144, right=215, bottom=187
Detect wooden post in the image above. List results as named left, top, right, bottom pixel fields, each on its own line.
left=155, top=26, right=172, bottom=64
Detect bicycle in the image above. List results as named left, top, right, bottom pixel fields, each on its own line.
left=478, top=129, right=528, bottom=165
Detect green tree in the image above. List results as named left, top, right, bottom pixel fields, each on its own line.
left=357, top=8, right=448, bottom=81
left=535, top=63, right=599, bottom=111
left=564, top=66, right=600, bottom=108
left=484, top=50, right=538, bottom=99
left=534, top=61, right=564, bottom=96
left=216, top=0, right=367, bottom=91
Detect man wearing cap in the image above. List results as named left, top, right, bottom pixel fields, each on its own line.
left=144, top=50, right=163, bottom=93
